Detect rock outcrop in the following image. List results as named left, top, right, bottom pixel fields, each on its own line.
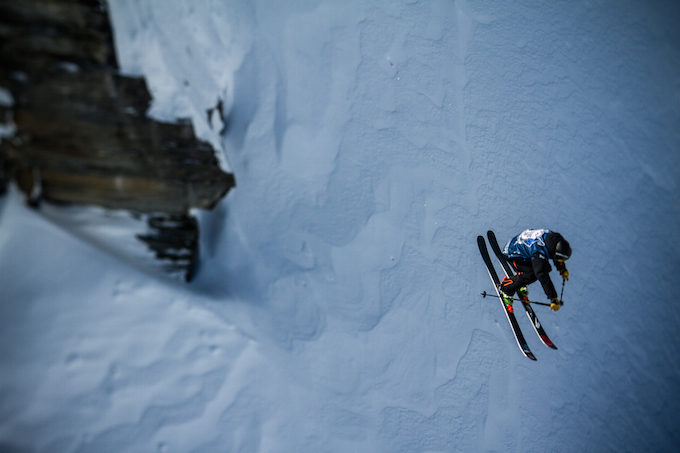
left=0, top=0, right=235, bottom=280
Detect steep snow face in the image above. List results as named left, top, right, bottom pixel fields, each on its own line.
left=1, top=1, right=679, bottom=452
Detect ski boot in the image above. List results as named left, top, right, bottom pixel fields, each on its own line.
left=517, top=286, right=529, bottom=302
left=499, top=277, right=514, bottom=313
left=500, top=291, right=514, bottom=313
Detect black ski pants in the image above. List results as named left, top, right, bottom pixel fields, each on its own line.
left=500, top=260, right=537, bottom=296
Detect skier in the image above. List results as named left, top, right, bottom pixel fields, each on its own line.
left=499, top=229, right=571, bottom=311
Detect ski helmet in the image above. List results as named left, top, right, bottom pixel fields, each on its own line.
left=555, top=240, right=572, bottom=260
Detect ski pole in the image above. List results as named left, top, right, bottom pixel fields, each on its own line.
left=480, top=291, right=552, bottom=307
left=559, top=278, right=565, bottom=304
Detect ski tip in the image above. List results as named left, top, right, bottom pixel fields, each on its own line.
left=521, top=345, right=537, bottom=361
left=539, top=336, right=556, bottom=349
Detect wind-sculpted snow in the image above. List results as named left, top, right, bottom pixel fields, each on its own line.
left=380, top=330, right=507, bottom=452
left=1, top=0, right=679, bottom=451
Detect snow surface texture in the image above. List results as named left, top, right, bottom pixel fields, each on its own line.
left=2, top=0, right=680, bottom=451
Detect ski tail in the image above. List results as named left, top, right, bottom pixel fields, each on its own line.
left=486, top=230, right=557, bottom=350
left=487, top=230, right=513, bottom=276
left=478, top=236, right=536, bottom=360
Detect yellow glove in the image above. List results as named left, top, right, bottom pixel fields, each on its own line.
left=550, top=298, right=562, bottom=311
left=560, top=268, right=569, bottom=281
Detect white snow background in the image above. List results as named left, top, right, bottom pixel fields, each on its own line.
left=1, top=0, right=679, bottom=452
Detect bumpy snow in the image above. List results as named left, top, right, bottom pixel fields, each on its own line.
left=1, top=1, right=679, bottom=452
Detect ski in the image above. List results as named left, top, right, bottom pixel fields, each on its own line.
left=486, top=230, right=557, bottom=350
left=477, top=235, right=536, bottom=360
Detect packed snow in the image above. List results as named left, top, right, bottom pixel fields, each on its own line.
left=1, top=0, right=679, bottom=452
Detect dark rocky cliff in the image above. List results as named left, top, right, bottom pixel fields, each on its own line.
left=0, top=0, right=235, bottom=281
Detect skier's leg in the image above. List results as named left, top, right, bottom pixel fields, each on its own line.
left=501, top=261, right=536, bottom=296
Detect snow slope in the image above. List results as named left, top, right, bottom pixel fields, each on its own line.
left=1, top=0, right=679, bottom=452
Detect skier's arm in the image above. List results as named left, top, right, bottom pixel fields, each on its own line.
left=531, top=255, right=558, bottom=300
left=554, top=259, right=569, bottom=281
